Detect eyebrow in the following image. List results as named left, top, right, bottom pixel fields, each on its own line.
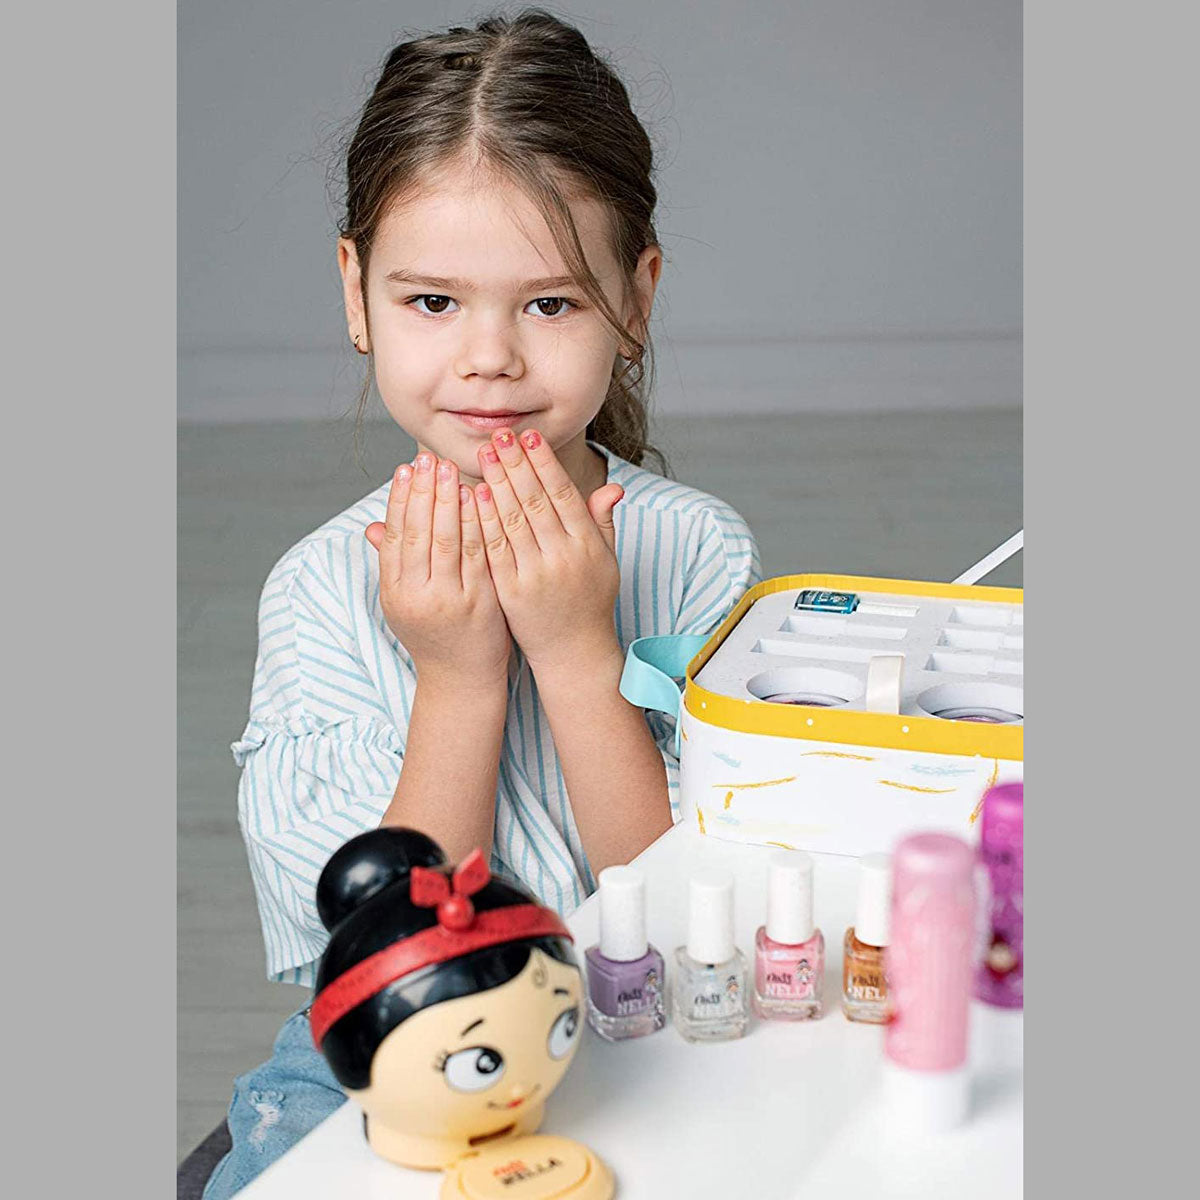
left=459, top=1018, right=485, bottom=1037
left=383, top=270, right=578, bottom=293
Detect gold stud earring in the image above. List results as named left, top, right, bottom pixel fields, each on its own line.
left=353, top=332, right=368, bottom=355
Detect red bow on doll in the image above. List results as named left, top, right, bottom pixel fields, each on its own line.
left=410, top=848, right=490, bottom=931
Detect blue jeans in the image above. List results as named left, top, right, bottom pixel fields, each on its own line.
left=202, top=1007, right=346, bottom=1199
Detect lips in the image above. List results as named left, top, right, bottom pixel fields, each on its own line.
left=448, top=410, right=534, bottom=430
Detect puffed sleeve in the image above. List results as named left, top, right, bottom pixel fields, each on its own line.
left=231, top=539, right=406, bottom=986
left=644, top=500, right=763, bottom=820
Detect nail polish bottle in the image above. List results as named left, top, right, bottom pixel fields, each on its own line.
left=883, top=833, right=977, bottom=1133
left=671, top=870, right=749, bottom=1041
left=975, top=782, right=1023, bottom=1008
left=752, top=851, right=825, bottom=1020
left=842, top=853, right=892, bottom=1024
left=584, top=866, right=666, bottom=1041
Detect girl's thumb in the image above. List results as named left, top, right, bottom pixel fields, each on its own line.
left=586, top=483, right=624, bottom=551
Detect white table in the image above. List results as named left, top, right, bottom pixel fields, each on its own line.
left=241, top=825, right=1022, bottom=1199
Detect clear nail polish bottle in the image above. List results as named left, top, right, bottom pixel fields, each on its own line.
left=671, top=870, right=749, bottom=1042
left=584, top=866, right=666, bottom=1041
left=752, top=851, right=825, bottom=1020
left=842, top=853, right=892, bottom=1023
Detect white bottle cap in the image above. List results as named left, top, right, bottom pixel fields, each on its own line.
left=687, top=869, right=736, bottom=965
left=854, top=853, right=892, bottom=947
left=597, top=865, right=649, bottom=962
left=765, top=851, right=815, bottom=944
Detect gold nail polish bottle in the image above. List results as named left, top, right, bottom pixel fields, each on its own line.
left=842, top=853, right=892, bottom=1024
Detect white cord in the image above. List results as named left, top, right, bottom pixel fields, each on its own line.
left=953, top=529, right=1023, bottom=586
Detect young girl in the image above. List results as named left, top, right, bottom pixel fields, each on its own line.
left=203, top=10, right=760, bottom=1196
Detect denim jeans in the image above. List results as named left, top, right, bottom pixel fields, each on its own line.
left=202, top=1007, right=346, bottom=1199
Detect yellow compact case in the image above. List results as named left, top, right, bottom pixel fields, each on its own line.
left=440, top=1134, right=614, bottom=1199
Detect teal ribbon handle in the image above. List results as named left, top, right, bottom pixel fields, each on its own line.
left=619, top=635, right=709, bottom=757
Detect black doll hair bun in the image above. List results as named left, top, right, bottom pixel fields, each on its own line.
left=316, top=827, right=446, bottom=932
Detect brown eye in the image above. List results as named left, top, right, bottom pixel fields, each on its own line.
left=527, top=297, right=573, bottom=318
left=411, top=295, right=456, bottom=316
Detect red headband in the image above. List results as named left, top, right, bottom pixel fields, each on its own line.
left=310, top=849, right=573, bottom=1048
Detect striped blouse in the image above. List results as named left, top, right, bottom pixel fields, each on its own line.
left=232, top=440, right=763, bottom=985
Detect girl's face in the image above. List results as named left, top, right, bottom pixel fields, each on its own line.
left=347, top=948, right=583, bottom=1142
left=339, top=156, right=661, bottom=487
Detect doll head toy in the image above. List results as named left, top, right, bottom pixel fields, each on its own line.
left=312, top=828, right=613, bottom=1197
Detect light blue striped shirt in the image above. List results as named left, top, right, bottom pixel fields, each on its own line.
left=232, top=441, right=762, bottom=985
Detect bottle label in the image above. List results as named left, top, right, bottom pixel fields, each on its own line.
left=690, top=973, right=743, bottom=1018
left=846, top=967, right=886, bottom=1001
left=616, top=967, right=662, bottom=1016
left=761, top=958, right=817, bottom=1000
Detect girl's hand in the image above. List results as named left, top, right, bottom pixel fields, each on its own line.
left=365, top=452, right=512, bottom=687
left=474, top=428, right=624, bottom=674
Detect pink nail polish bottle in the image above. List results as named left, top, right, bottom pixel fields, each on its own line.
left=883, top=833, right=977, bottom=1133
left=752, top=851, right=824, bottom=1020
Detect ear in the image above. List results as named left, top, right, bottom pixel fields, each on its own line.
left=622, top=244, right=662, bottom=357
left=338, top=237, right=369, bottom=353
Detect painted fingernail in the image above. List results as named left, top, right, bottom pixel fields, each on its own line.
left=480, top=445, right=500, bottom=465
left=395, top=464, right=412, bottom=482
left=476, top=483, right=492, bottom=503
left=494, top=429, right=516, bottom=448
left=459, top=484, right=472, bottom=506
left=415, top=452, right=435, bottom=472
left=437, top=460, right=455, bottom=482
left=521, top=429, right=542, bottom=451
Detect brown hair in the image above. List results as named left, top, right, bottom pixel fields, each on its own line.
left=335, top=7, right=667, bottom=472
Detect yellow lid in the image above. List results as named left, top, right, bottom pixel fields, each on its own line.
left=440, top=1134, right=615, bottom=1199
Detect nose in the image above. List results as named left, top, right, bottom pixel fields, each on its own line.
left=455, top=314, right=524, bottom=381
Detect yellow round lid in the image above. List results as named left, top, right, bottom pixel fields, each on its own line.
left=439, top=1134, right=614, bottom=1199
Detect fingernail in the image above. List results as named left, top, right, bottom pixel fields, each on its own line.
left=480, top=445, right=500, bottom=465
left=437, top=460, right=455, bottom=482
left=395, top=464, right=412, bottom=482
left=476, top=483, right=492, bottom=503
left=494, top=429, right=516, bottom=448
left=459, top=484, right=471, bottom=506
left=520, top=429, right=542, bottom=451
left=415, top=452, right=435, bottom=472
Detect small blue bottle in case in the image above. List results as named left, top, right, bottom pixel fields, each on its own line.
left=794, top=588, right=859, bottom=614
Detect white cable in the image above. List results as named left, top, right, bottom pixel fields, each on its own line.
left=953, top=529, right=1023, bottom=586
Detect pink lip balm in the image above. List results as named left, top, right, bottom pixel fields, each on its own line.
left=883, top=832, right=977, bottom=1132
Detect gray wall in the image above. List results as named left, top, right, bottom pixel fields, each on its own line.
left=180, top=1, right=1020, bottom=421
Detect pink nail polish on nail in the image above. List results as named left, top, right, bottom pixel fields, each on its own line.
left=395, top=464, right=412, bottom=482
left=415, top=452, right=435, bottom=472
left=481, top=446, right=500, bottom=465
left=495, top=430, right=515, bottom=448
left=437, top=460, right=454, bottom=482
left=521, top=430, right=542, bottom=450
left=477, top=483, right=492, bottom=503
left=459, top=485, right=471, bottom=506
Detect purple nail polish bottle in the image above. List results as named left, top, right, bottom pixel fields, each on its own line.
left=975, top=782, right=1023, bottom=1008
left=585, top=866, right=666, bottom=1041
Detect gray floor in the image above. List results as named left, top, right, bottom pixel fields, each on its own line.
left=178, top=409, right=1021, bottom=1161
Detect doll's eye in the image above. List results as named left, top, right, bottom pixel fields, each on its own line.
left=547, top=1007, right=580, bottom=1060
left=442, top=1045, right=505, bottom=1093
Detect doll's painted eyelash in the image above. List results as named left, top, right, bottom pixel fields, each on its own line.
left=433, top=1050, right=449, bottom=1072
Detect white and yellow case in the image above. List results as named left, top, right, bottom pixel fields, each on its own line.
left=621, top=574, right=1023, bottom=857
